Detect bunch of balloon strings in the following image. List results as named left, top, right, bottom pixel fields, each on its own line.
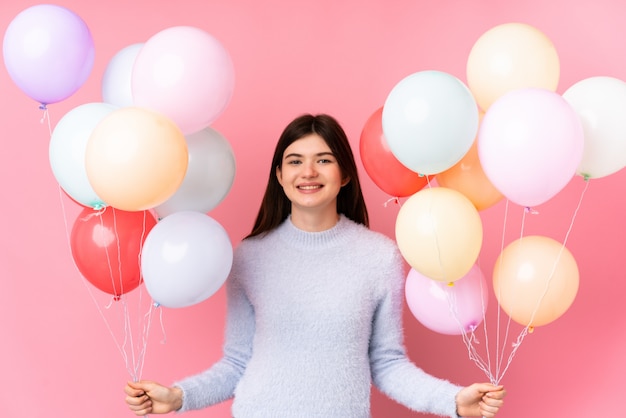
left=443, top=182, right=587, bottom=385
left=42, top=109, right=166, bottom=393
left=388, top=176, right=589, bottom=387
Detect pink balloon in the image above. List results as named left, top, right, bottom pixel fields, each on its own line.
left=478, top=88, right=584, bottom=207
left=405, top=265, right=488, bottom=335
left=132, top=26, right=235, bottom=135
left=3, top=5, right=94, bottom=105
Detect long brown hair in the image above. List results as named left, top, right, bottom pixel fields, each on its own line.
left=246, top=114, right=369, bottom=238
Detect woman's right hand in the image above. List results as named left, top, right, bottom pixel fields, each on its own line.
left=124, top=380, right=183, bottom=415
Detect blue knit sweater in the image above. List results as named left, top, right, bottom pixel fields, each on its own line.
left=174, top=215, right=462, bottom=417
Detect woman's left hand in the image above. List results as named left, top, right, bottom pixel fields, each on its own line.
left=455, top=383, right=506, bottom=417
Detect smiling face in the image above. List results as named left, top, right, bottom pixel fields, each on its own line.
left=276, top=133, right=350, bottom=226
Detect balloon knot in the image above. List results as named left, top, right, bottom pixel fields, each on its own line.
left=524, top=206, right=539, bottom=215
left=383, top=197, right=400, bottom=207
left=153, top=302, right=161, bottom=308
left=582, top=173, right=590, bottom=181
left=39, top=103, right=48, bottom=110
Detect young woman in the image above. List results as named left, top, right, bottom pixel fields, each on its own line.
left=125, top=114, right=506, bottom=417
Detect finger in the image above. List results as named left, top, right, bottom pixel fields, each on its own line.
left=124, top=386, right=146, bottom=397
left=480, top=400, right=502, bottom=417
left=483, top=393, right=506, bottom=405
left=126, top=394, right=150, bottom=407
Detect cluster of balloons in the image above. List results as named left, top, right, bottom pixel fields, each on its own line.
left=359, top=22, right=625, bottom=334
left=4, top=5, right=237, bottom=309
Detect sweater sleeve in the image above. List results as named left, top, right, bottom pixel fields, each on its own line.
left=369, top=247, right=463, bottom=418
left=173, top=268, right=254, bottom=412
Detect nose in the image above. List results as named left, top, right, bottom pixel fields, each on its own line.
left=301, top=160, right=318, bottom=178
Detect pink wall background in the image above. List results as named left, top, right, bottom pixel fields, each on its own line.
left=2, top=0, right=625, bottom=417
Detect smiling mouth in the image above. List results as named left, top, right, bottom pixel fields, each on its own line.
left=297, top=185, right=322, bottom=190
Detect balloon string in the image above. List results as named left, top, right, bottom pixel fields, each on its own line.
left=492, top=180, right=589, bottom=383
left=158, top=303, right=168, bottom=344
left=383, top=197, right=400, bottom=207
left=39, top=104, right=52, bottom=133
left=56, top=189, right=155, bottom=386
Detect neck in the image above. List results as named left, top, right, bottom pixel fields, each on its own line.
left=289, top=207, right=340, bottom=232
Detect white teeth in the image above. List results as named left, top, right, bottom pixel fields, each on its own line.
left=298, top=185, right=321, bottom=190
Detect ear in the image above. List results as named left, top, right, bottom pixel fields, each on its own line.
left=275, top=165, right=284, bottom=187
left=341, top=176, right=351, bottom=187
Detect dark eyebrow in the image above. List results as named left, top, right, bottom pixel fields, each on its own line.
left=283, top=151, right=335, bottom=159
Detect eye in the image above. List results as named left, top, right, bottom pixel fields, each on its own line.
left=318, top=158, right=333, bottom=164
left=286, top=159, right=302, bottom=165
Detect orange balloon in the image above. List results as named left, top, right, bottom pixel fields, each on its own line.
left=437, top=139, right=503, bottom=211
left=395, top=187, right=483, bottom=282
left=85, top=107, right=188, bottom=211
left=467, top=22, right=560, bottom=111
left=493, top=235, right=579, bottom=328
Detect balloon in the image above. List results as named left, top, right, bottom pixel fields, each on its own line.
left=141, top=211, right=233, bottom=308
left=395, top=187, right=483, bottom=282
left=85, top=107, right=188, bottom=212
left=493, top=235, right=579, bottom=328
left=359, top=107, right=429, bottom=197
left=132, top=26, right=235, bottom=134
left=101, top=43, right=143, bottom=107
left=562, top=76, right=626, bottom=179
left=49, top=103, right=117, bottom=209
left=405, top=265, right=488, bottom=335
left=3, top=4, right=94, bottom=105
left=478, top=88, right=584, bottom=207
left=70, top=207, right=157, bottom=298
left=467, top=22, right=560, bottom=111
left=155, top=127, right=236, bottom=218
left=437, top=139, right=504, bottom=211
left=382, top=70, right=479, bottom=175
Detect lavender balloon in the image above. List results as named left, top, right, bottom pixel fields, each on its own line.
left=3, top=5, right=94, bottom=105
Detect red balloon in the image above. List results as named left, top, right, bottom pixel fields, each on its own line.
left=70, top=207, right=157, bottom=298
left=359, top=107, right=429, bottom=197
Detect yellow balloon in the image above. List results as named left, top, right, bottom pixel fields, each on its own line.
left=493, top=235, right=579, bottom=328
left=86, top=107, right=188, bottom=211
left=466, top=22, right=560, bottom=111
left=395, top=187, right=483, bottom=282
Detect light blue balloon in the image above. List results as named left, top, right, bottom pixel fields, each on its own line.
left=382, top=70, right=479, bottom=175
left=49, top=102, right=117, bottom=208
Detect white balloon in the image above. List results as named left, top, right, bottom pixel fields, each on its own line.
left=49, top=102, right=117, bottom=208
left=101, top=43, right=143, bottom=107
left=141, top=211, right=233, bottom=308
left=563, top=76, right=626, bottom=179
left=155, top=127, right=236, bottom=218
left=382, top=70, right=479, bottom=175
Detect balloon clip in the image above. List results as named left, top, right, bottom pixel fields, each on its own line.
left=447, top=281, right=454, bottom=287
left=528, top=326, right=535, bottom=334
left=524, top=206, right=539, bottom=215
left=153, top=302, right=161, bottom=308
